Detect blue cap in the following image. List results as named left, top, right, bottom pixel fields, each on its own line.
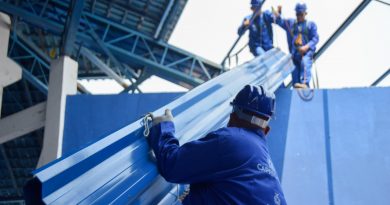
left=295, top=3, right=307, bottom=13
left=251, top=0, right=264, bottom=7
left=231, top=85, right=275, bottom=118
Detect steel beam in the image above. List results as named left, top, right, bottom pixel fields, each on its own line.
left=0, top=2, right=62, bottom=34
left=82, top=17, right=141, bottom=92
left=9, top=35, right=50, bottom=95
left=372, top=68, right=390, bottom=86
left=76, top=12, right=214, bottom=87
left=10, top=32, right=89, bottom=95
left=22, top=69, right=48, bottom=95
left=314, top=0, right=372, bottom=60
left=81, top=47, right=130, bottom=89
left=375, top=0, right=390, bottom=6
left=0, top=0, right=223, bottom=89
left=154, top=0, right=175, bottom=39
left=61, top=0, right=85, bottom=56
left=77, top=82, right=91, bottom=94
left=121, top=70, right=151, bottom=93
left=157, top=0, right=186, bottom=42
left=0, top=144, right=20, bottom=196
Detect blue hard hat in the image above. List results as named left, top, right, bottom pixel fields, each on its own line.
left=295, top=3, right=307, bottom=13
left=231, top=85, right=275, bottom=118
left=251, top=0, right=264, bottom=7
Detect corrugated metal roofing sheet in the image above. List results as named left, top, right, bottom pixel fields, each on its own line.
left=24, top=48, right=294, bottom=204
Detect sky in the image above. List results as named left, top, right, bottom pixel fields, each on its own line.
left=81, top=0, right=390, bottom=93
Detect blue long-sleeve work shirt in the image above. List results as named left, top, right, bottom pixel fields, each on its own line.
left=238, top=10, right=276, bottom=53
left=148, top=121, right=287, bottom=205
left=276, top=17, right=319, bottom=56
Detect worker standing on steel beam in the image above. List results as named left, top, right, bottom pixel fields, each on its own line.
left=238, top=0, right=278, bottom=57
left=147, top=85, right=287, bottom=205
left=275, top=3, right=319, bottom=88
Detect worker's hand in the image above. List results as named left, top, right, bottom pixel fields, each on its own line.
left=277, top=5, right=282, bottom=15
left=243, top=19, right=250, bottom=27
left=273, top=5, right=282, bottom=18
left=298, top=45, right=310, bottom=55
left=152, top=109, right=174, bottom=126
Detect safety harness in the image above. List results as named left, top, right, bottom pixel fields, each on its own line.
left=253, top=13, right=273, bottom=49
left=293, top=21, right=309, bottom=47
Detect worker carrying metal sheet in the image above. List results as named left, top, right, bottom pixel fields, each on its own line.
left=238, top=0, right=278, bottom=57
left=275, top=3, right=319, bottom=88
left=147, top=85, right=287, bottom=205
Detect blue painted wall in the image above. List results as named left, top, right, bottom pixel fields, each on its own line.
left=267, top=87, right=390, bottom=205
left=63, top=87, right=390, bottom=204
left=63, top=93, right=183, bottom=155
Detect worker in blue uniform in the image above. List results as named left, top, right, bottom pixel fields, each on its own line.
left=276, top=3, right=319, bottom=88
left=147, top=85, right=287, bottom=205
left=238, top=0, right=278, bottom=57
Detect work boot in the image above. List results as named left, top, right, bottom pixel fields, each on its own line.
left=293, top=83, right=308, bottom=89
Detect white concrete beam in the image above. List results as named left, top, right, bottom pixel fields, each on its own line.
left=0, top=102, right=46, bottom=144
left=37, top=56, right=78, bottom=168
left=0, top=12, right=22, bottom=87
left=0, top=12, right=22, bottom=116
left=0, top=88, right=2, bottom=115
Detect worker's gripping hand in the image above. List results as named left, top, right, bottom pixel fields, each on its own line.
left=152, top=109, right=174, bottom=126
left=298, top=45, right=310, bottom=55
left=243, top=19, right=250, bottom=27
left=272, top=6, right=282, bottom=18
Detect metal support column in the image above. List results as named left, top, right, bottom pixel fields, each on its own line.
left=61, top=0, right=85, bottom=56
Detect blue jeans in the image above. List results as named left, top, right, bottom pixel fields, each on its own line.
left=292, top=51, right=314, bottom=87
left=251, top=46, right=266, bottom=57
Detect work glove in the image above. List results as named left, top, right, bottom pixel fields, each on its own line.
left=152, top=109, right=174, bottom=126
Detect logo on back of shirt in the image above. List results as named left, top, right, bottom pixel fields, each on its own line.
left=256, top=158, right=278, bottom=179
left=274, top=192, right=281, bottom=205
left=265, top=193, right=282, bottom=205
left=250, top=96, right=259, bottom=104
